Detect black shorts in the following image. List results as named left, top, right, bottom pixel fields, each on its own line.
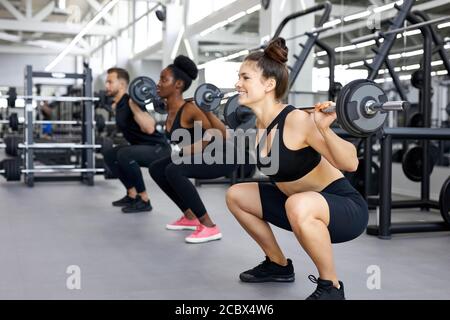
left=258, top=177, right=369, bottom=244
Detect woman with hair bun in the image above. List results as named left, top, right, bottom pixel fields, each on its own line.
left=225, top=38, right=368, bottom=300
left=149, top=55, right=237, bottom=244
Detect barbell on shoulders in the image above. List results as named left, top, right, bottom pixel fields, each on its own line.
left=223, top=79, right=408, bottom=137
left=128, top=76, right=167, bottom=114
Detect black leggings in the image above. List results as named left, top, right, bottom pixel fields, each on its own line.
left=149, top=154, right=237, bottom=219
left=103, top=144, right=171, bottom=193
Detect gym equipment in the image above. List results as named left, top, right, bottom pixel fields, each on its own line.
left=407, top=112, right=424, bottom=127
left=194, top=83, right=224, bottom=112
left=9, top=113, right=19, bottom=131
left=3, top=90, right=100, bottom=103
left=439, top=177, right=450, bottom=226
left=222, top=79, right=407, bottom=137
left=402, top=144, right=439, bottom=182
left=129, top=76, right=157, bottom=107
left=0, top=158, right=106, bottom=182
left=95, top=114, right=106, bottom=133
left=18, top=143, right=101, bottom=149
left=94, top=90, right=113, bottom=112
left=345, top=158, right=379, bottom=196
left=6, top=87, right=17, bottom=107
left=128, top=76, right=167, bottom=114
left=411, top=70, right=424, bottom=89
left=1, top=112, right=114, bottom=132
left=224, top=94, right=256, bottom=131
left=363, top=127, right=450, bottom=239
left=4, top=135, right=21, bottom=157
left=0, top=158, right=21, bottom=181
left=17, top=64, right=97, bottom=187
left=351, top=15, right=450, bottom=45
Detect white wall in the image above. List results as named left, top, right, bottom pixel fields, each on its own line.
left=0, top=54, right=77, bottom=91
left=92, top=58, right=162, bottom=92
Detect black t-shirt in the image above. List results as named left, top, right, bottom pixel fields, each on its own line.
left=115, top=93, right=167, bottom=146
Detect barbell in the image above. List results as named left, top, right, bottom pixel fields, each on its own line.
left=222, top=79, right=408, bottom=137
left=0, top=112, right=114, bottom=132
left=2, top=87, right=100, bottom=107
left=0, top=158, right=106, bottom=182
left=127, top=77, right=408, bottom=138
left=128, top=76, right=167, bottom=114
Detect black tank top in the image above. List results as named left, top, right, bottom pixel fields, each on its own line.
left=115, top=93, right=167, bottom=146
left=165, top=102, right=206, bottom=145
left=256, top=105, right=321, bottom=182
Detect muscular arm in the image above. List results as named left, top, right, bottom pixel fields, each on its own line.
left=181, top=102, right=214, bottom=155
left=128, top=99, right=156, bottom=134
left=286, top=110, right=358, bottom=172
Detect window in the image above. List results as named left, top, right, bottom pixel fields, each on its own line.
left=187, top=0, right=238, bottom=25
left=134, top=15, right=148, bottom=53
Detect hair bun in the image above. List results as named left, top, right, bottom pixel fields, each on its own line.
left=263, top=37, right=288, bottom=64
left=174, top=55, right=198, bottom=80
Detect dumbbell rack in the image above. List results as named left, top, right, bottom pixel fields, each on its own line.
left=19, top=64, right=98, bottom=187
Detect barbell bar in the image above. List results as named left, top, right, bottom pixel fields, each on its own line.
left=223, top=79, right=408, bottom=137
left=18, top=143, right=101, bottom=149
left=351, top=15, right=450, bottom=45
left=1, top=95, right=100, bottom=103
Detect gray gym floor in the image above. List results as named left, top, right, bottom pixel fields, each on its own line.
left=0, top=173, right=449, bottom=300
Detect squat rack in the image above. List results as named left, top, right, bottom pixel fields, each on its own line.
left=21, top=64, right=97, bottom=187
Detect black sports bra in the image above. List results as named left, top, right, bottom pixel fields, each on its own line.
left=165, top=102, right=206, bottom=145
left=256, top=105, right=321, bottom=182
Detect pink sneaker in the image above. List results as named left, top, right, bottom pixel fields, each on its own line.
left=166, top=216, right=201, bottom=231
left=185, top=224, right=222, bottom=243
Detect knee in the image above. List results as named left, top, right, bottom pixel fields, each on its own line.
left=285, top=196, right=314, bottom=228
left=225, top=185, right=242, bottom=213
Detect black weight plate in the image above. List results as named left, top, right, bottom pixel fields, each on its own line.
left=95, top=114, right=106, bottom=133
left=336, top=79, right=368, bottom=137
left=224, top=94, right=256, bottom=130
left=407, top=112, right=423, bottom=127
left=4, top=135, right=19, bottom=157
left=129, top=76, right=157, bottom=107
left=9, top=113, right=19, bottom=131
left=402, top=145, right=438, bottom=182
left=439, top=177, right=450, bottom=226
left=194, top=83, right=221, bottom=112
left=7, top=87, right=17, bottom=108
left=339, top=80, right=388, bottom=137
left=345, top=157, right=379, bottom=196
left=411, top=70, right=423, bottom=89
left=4, top=158, right=21, bottom=181
left=446, top=103, right=450, bottom=117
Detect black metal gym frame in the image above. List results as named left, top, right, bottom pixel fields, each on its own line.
left=22, top=64, right=96, bottom=187
left=194, top=2, right=333, bottom=187
left=357, top=11, right=450, bottom=238
left=355, top=0, right=415, bottom=201
left=408, top=10, right=450, bottom=167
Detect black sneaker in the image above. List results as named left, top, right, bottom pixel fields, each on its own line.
left=112, top=195, right=135, bottom=207
left=306, top=275, right=345, bottom=300
left=121, top=195, right=152, bottom=213
left=239, top=256, right=295, bottom=283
